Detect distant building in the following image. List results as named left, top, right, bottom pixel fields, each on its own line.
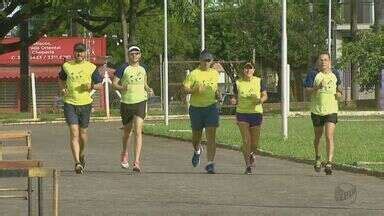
left=335, top=0, right=384, bottom=101
left=0, top=37, right=108, bottom=112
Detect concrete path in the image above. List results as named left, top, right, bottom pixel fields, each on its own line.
left=0, top=122, right=383, bottom=215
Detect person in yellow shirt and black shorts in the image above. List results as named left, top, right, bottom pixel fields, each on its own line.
left=59, top=43, right=103, bottom=174
left=112, top=45, right=154, bottom=173
left=230, top=63, right=268, bottom=174
left=183, top=50, right=220, bottom=174
left=304, top=53, right=342, bottom=175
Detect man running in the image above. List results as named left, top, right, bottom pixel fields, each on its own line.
left=304, top=53, right=342, bottom=175
left=183, top=50, right=220, bottom=174
left=59, top=43, right=103, bottom=174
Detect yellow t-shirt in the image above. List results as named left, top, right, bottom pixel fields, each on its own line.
left=118, top=65, right=147, bottom=104
left=183, top=68, right=219, bottom=107
left=236, top=77, right=263, bottom=114
left=62, top=60, right=97, bottom=105
left=311, top=71, right=338, bottom=115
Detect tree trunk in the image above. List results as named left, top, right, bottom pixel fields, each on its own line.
left=70, top=17, right=79, bottom=36
left=373, top=0, right=383, bottom=109
left=128, top=0, right=139, bottom=45
left=373, top=0, right=381, bottom=32
left=350, top=0, right=358, bottom=102
left=119, top=0, right=129, bottom=62
left=19, top=20, right=29, bottom=112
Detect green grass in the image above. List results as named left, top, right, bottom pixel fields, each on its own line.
left=0, top=112, right=33, bottom=123
left=144, top=117, right=384, bottom=172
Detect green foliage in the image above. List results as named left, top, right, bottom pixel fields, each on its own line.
left=338, top=32, right=384, bottom=90
left=205, top=1, right=328, bottom=69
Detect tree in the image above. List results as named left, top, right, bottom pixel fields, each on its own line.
left=338, top=32, right=384, bottom=93
left=0, top=0, right=64, bottom=54
left=70, top=0, right=198, bottom=61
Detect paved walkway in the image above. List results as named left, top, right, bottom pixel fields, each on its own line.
left=0, top=122, right=383, bottom=215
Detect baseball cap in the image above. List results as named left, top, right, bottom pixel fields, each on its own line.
left=74, top=43, right=86, bottom=52
left=128, top=45, right=141, bottom=53
left=243, top=62, right=254, bottom=69
left=199, top=50, right=214, bottom=61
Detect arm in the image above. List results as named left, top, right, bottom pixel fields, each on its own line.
left=58, top=67, right=67, bottom=96
left=259, top=91, right=268, bottom=104
left=112, top=76, right=126, bottom=91
left=59, top=79, right=67, bottom=96
left=334, top=70, right=343, bottom=100
left=305, top=84, right=322, bottom=94
left=335, top=85, right=343, bottom=100
left=85, top=68, right=103, bottom=91
left=182, top=72, right=202, bottom=94
left=255, top=80, right=268, bottom=104
left=304, top=69, right=320, bottom=94
left=112, top=64, right=127, bottom=91
left=144, top=76, right=155, bottom=97
left=183, top=85, right=193, bottom=94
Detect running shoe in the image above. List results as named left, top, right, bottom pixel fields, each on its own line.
left=314, top=156, right=322, bottom=172
left=121, top=152, right=129, bottom=169
left=324, top=162, right=333, bottom=175
left=80, top=155, right=86, bottom=169
left=191, top=146, right=202, bottom=167
left=244, top=166, right=252, bottom=175
left=132, top=161, right=141, bottom=172
left=75, top=163, right=84, bottom=174
left=249, top=152, right=256, bottom=167
left=205, top=163, right=215, bottom=174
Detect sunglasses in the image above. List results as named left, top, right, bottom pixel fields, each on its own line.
left=129, top=52, right=140, bottom=55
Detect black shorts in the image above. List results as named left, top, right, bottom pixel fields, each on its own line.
left=120, top=101, right=147, bottom=125
left=311, top=113, right=338, bottom=127
left=236, top=113, right=263, bottom=127
left=63, top=103, right=92, bottom=128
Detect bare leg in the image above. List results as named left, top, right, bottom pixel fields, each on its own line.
left=122, top=122, right=133, bottom=154
left=313, top=126, right=324, bottom=158
left=237, top=122, right=251, bottom=166
left=324, top=122, right=336, bottom=162
left=249, top=126, right=261, bottom=154
left=205, top=127, right=217, bottom=162
left=133, top=116, right=144, bottom=163
left=79, top=127, right=88, bottom=159
left=69, top=125, right=80, bottom=163
left=192, top=129, right=203, bottom=152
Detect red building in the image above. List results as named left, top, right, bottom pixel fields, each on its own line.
left=0, top=37, right=107, bottom=112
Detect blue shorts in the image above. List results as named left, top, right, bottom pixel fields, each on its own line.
left=236, top=113, right=263, bottom=127
left=63, top=103, right=92, bottom=128
left=189, top=103, right=219, bottom=130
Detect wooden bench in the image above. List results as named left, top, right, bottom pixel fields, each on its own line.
left=0, top=160, right=59, bottom=216
left=0, top=131, right=35, bottom=215
left=0, top=130, right=32, bottom=160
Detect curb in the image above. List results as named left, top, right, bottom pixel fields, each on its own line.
left=0, top=115, right=239, bottom=126
left=0, top=115, right=190, bottom=126
left=290, top=111, right=384, bottom=117
left=144, top=132, right=384, bottom=179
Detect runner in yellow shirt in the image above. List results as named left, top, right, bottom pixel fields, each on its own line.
left=112, top=45, right=154, bottom=172
left=183, top=50, right=220, bottom=174
left=230, top=63, right=268, bottom=174
left=59, top=43, right=103, bottom=174
left=304, top=53, right=342, bottom=175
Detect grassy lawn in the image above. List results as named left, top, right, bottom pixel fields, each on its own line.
left=144, top=116, right=384, bottom=172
